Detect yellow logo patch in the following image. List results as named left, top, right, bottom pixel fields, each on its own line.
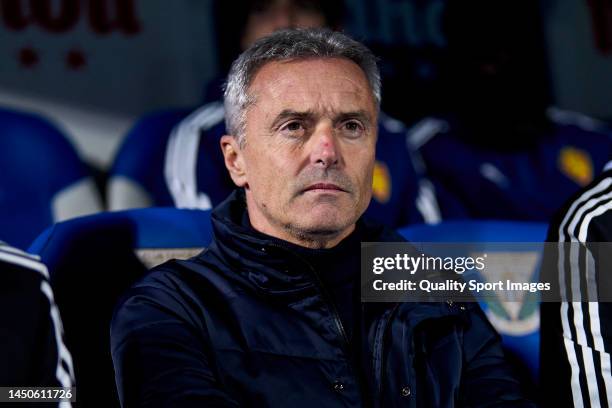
left=558, top=147, right=593, bottom=186
left=372, top=161, right=391, bottom=203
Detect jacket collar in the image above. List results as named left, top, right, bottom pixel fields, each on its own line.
left=206, top=190, right=469, bottom=327
left=206, top=189, right=400, bottom=297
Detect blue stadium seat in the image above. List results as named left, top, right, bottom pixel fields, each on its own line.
left=28, top=207, right=213, bottom=407
left=400, top=220, right=547, bottom=243
left=0, top=107, right=103, bottom=249
left=107, top=108, right=193, bottom=209
left=398, top=220, right=548, bottom=386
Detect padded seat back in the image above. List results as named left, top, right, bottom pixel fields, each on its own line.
left=29, top=207, right=213, bottom=407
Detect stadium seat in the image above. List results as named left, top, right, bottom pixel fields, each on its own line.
left=398, top=220, right=548, bottom=386
left=0, top=107, right=103, bottom=249
left=107, top=108, right=193, bottom=210
left=399, top=220, right=547, bottom=243
left=28, top=207, right=213, bottom=407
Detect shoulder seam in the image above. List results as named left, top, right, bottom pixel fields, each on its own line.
left=547, top=107, right=609, bottom=133
left=0, top=249, right=49, bottom=279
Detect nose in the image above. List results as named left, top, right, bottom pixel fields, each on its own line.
left=310, top=124, right=340, bottom=168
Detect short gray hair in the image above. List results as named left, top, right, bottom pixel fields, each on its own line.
left=223, top=28, right=381, bottom=147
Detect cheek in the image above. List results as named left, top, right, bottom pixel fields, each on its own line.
left=247, top=158, right=288, bottom=198
left=355, top=154, right=376, bottom=187
left=359, top=162, right=376, bottom=204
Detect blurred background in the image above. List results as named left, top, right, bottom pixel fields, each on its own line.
left=1, top=0, right=610, bottom=170
left=1, top=0, right=612, bottom=250
left=2, top=2, right=611, bottom=404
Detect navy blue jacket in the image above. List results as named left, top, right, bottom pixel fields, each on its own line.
left=111, top=191, right=533, bottom=407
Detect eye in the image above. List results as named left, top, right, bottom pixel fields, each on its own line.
left=279, top=121, right=306, bottom=138
left=340, top=120, right=365, bottom=138
left=286, top=121, right=302, bottom=131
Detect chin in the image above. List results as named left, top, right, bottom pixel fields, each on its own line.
left=296, top=212, right=355, bottom=235
left=286, top=198, right=361, bottom=229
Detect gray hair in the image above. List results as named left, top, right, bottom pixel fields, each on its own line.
left=223, top=28, right=381, bottom=147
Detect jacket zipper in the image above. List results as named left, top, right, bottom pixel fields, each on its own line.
left=377, top=304, right=459, bottom=407
left=376, top=303, right=399, bottom=407
left=268, top=243, right=371, bottom=407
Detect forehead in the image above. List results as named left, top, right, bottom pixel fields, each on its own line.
left=248, top=58, right=376, bottom=113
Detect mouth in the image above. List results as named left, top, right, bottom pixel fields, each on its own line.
left=302, top=183, right=347, bottom=193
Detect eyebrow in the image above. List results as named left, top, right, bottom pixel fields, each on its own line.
left=334, top=110, right=373, bottom=128
left=270, top=109, right=314, bottom=130
left=269, top=109, right=374, bottom=130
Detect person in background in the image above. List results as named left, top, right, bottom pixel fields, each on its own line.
left=0, top=241, right=74, bottom=404
left=108, top=0, right=444, bottom=227
left=207, top=0, right=345, bottom=103
left=111, top=28, right=534, bottom=407
left=409, top=0, right=612, bottom=222
left=540, top=158, right=612, bottom=407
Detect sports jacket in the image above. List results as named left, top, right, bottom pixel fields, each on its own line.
left=409, top=109, right=612, bottom=221
left=111, top=191, right=533, bottom=407
left=540, top=162, right=612, bottom=407
left=0, top=242, right=74, bottom=400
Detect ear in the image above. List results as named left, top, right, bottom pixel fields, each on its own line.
left=220, top=135, right=248, bottom=187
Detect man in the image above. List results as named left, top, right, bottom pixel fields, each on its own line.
left=111, top=29, right=531, bottom=407
left=0, top=241, right=74, bottom=406
left=410, top=0, right=612, bottom=221
left=108, top=0, right=443, bottom=227
left=540, top=159, right=612, bottom=407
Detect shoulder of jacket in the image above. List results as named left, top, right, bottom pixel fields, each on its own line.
left=550, top=170, right=612, bottom=243
left=547, top=107, right=611, bottom=134
left=0, top=243, right=48, bottom=279
left=378, top=112, right=408, bottom=135
left=406, top=117, right=450, bottom=150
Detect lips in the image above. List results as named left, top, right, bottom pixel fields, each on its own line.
left=303, top=183, right=346, bottom=192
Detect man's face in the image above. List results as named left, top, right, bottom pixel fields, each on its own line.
left=227, top=58, right=378, bottom=248
left=241, top=0, right=327, bottom=49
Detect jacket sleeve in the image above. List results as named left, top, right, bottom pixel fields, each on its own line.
left=458, top=304, right=536, bottom=407
left=0, top=246, right=75, bottom=389
left=110, top=284, right=240, bottom=408
left=539, top=181, right=612, bottom=408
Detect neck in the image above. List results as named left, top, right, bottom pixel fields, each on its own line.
left=246, top=204, right=355, bottom=250
left=282, top=224, right=356, bottom=249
